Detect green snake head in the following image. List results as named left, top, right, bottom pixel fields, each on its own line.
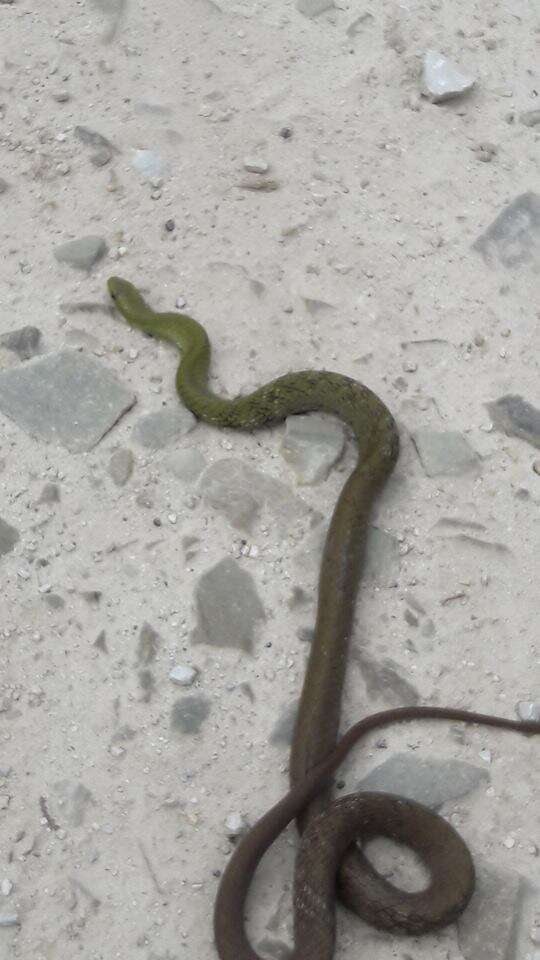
left=107, top=276, right=146, bottom=317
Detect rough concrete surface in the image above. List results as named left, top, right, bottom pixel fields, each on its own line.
left=0, top=2, right=539, bottom=960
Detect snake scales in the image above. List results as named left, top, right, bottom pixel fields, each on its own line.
left=108, top=276, right=539, bottom=960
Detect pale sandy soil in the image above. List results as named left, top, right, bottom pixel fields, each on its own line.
left=0, top=2, right=538, bottom=959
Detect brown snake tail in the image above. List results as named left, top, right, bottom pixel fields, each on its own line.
left=214, top=706, right=540, bottom=960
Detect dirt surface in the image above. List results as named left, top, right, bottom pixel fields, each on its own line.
left=0, top=2, right=539, bottom=959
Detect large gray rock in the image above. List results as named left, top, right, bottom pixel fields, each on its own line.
left=281, top=414, right=345, bottom=485
left=170, top=696, right=210, bottom=734
left=132, top=408, right=196, bottom=449
left=54, top=236, right=107, bottom=270
left=191, top=557, right=266, bottom=652
left=486, top=395, right=540, bottom=450
left=0, top=350, right=135, bottom=452
left=0, top=326, right=41, bottom=360
left=457, top=860, right=526, bottom=960
left=356, top=753, right=489, bottom=809
left=200, top=458, right=316, bottom=533
left=473, top=193, right=540, bottom=269
left=412, top=430, right=480, bottom=477
left=0, top=518, right=19, bottom=557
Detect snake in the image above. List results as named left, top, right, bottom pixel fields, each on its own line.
left=107, top=275, right=540, bottom=960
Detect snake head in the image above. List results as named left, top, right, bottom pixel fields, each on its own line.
left=107, top=275, right=136, bottom=306
left=107, top=276, right=151, bottom=325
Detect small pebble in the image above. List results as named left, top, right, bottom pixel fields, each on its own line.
left=238, top=177, right=279, bottom=192
left=422, top=50, right=476, bottom=103
left=165, top=219, right=176, bottom=232
left=0, top=880, right=13, bottom=897
left=175, top=296, right=186, bottom=309
left=516, top=700, right=540, bottom=722
left=503, top=835, right=515, bottom=849
left=279, top=127, right=293, bottom=139
left=532, top=460, right=540, bottom=476
left=52, top=90, right=70, bottom=103
left=169, top=665, right=198, bottom=687
left=109, top=448, right=134, bottom=486
left=402, top=360, right=417, bottom=373
left=225, top=812, right=249, bottom=839
left=243, top=158, right=269, bottom=174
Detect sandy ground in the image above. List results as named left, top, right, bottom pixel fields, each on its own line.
left=0, top=1, right=539, bottom=959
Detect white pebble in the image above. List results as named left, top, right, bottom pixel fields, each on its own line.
left=243, top=158, right=269, bottom=174
left=169, top=664, right=198, bottom=687
left=225, top=812, right=249, bottom=838
left=0, top=879, right=13, bottom=897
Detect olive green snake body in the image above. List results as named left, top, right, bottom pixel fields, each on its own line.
left=108, top=276, right=539, bottom=960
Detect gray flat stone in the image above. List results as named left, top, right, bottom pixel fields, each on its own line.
left=0, top=518, right=19, bottom=557
left=486, top=395, right=540, bottom=450
left=170, top=695, right=210, bottom=734
left=364, top=526, right=401, bottom=582
left=412, top=430, right=480, bottom=477
left=108, top=447, right=134, bottom=485
left=457, top=860, right=525, bottom=960
left=192, top=557, right=266, bottom=652
left=165, top=448, right=207, bottom=483
left=54, top=236, right=108, bottom=270
left=52, top=781, right=94, bottom=828
left=0, top=326, right=41, bottom=360
left=353, top=652, right=420, bottom=706
left=0, top=350, right=135, bottom=452
left=132, top=408, right=196, bottom=449
left=515, top=700, right=540, bottom=722
left=422, top=50, right=476, bottom=103
left=473, top=193, right=540, bottom=269
left=200, top=458, right=315, bottom=533
left=38, top=482, right=60, bottom=503
left=296, top=0, right=334, bottom=16
left=356, top=753, right=489, bottom=809
left=519, top=109, right=540, bottom=127
left=44, top=594, right=64, bottom=610
left=74, top=125, right=117, bottom=167
left=270, top=700, right=298, bottom=746
left=281, top=414, right=345, bottom=485
left=136, top=623, right=160, bottom=665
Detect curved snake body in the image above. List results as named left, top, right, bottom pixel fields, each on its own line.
left=108, top=276, right=539, bottom=960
